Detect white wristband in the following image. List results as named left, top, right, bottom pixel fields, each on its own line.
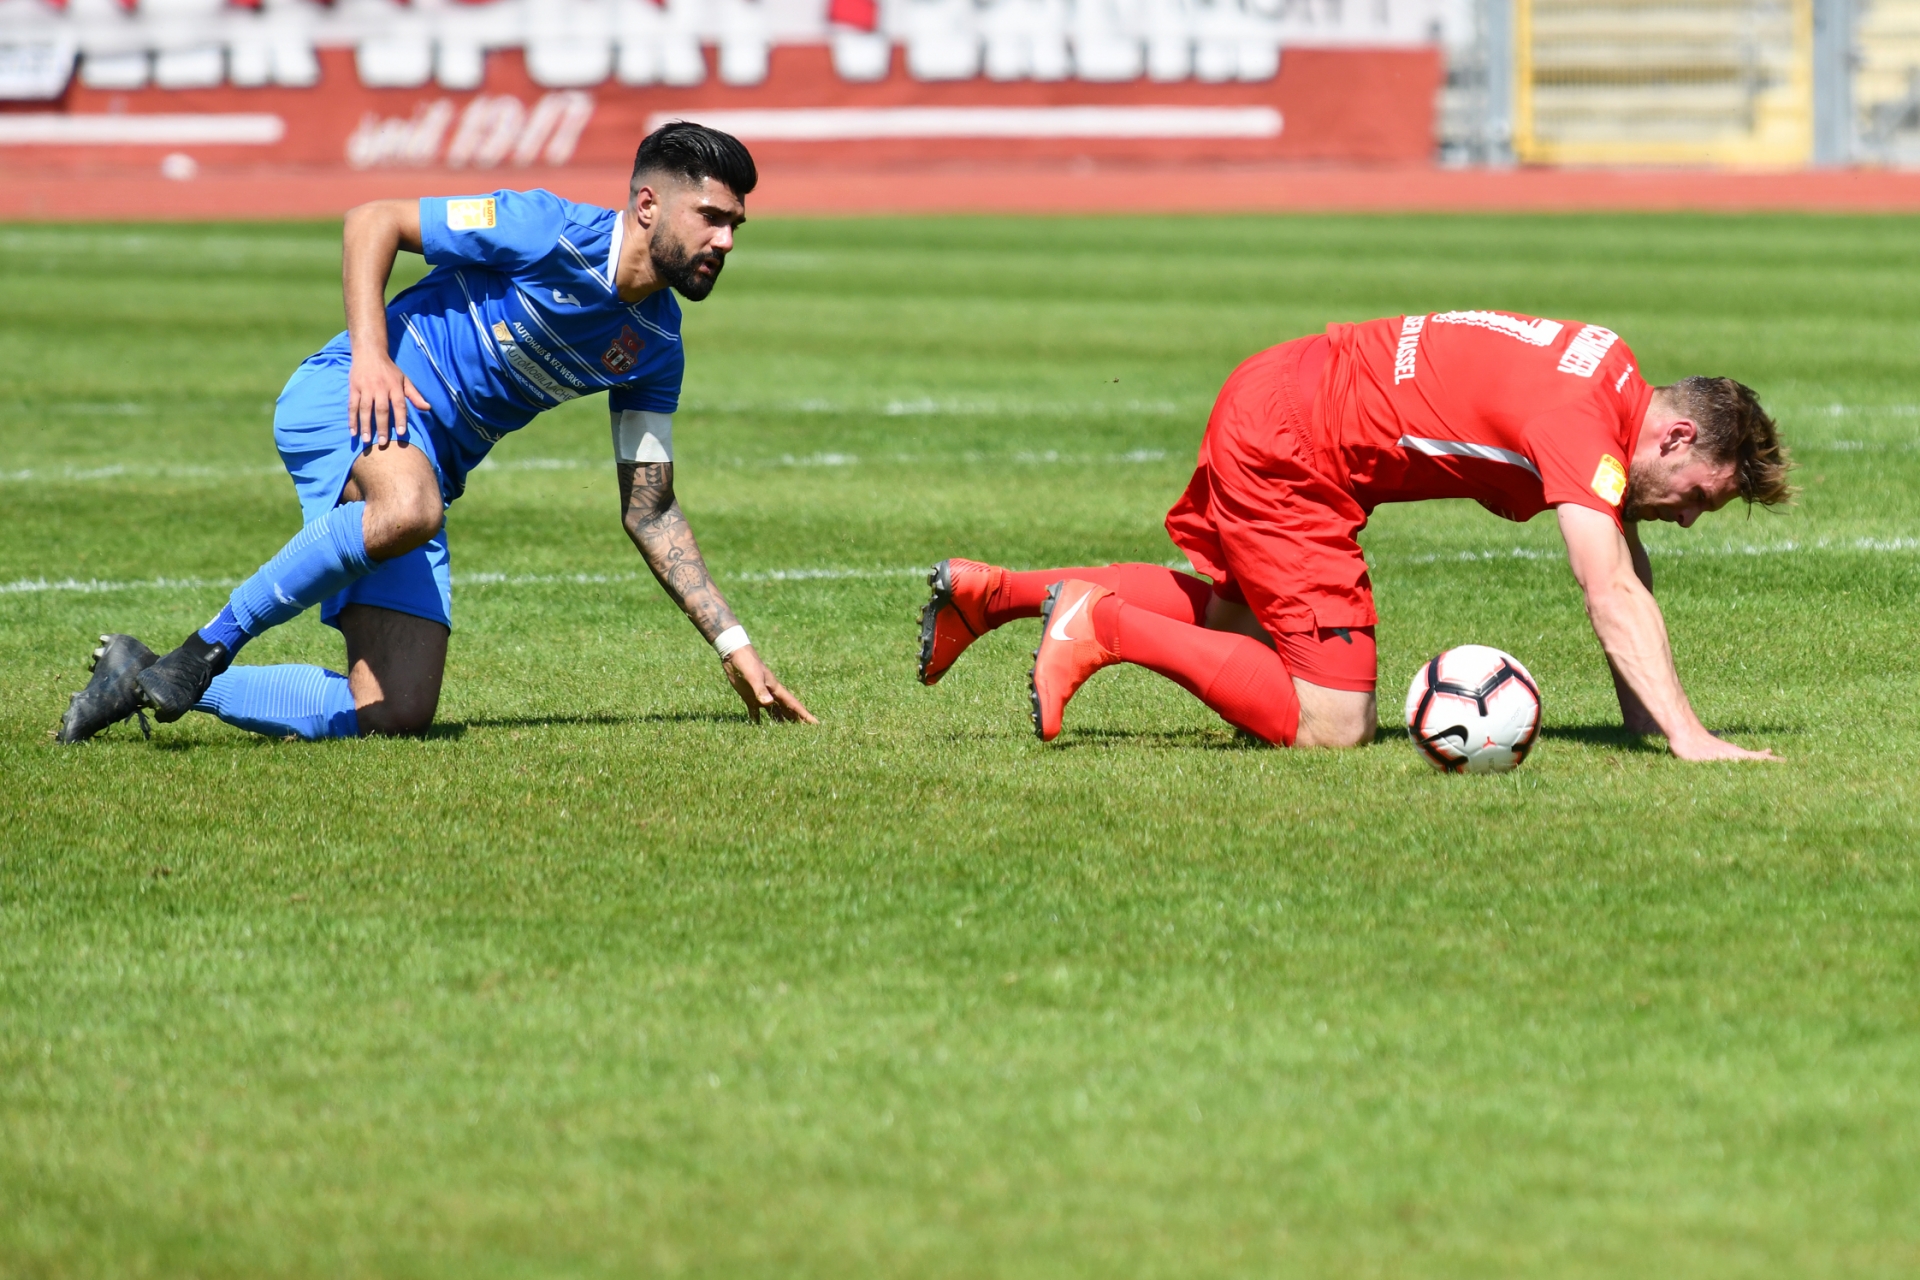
left=713, top=625, right=751, bottom=660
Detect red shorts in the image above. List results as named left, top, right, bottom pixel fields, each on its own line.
left=1166, top=335, right=1378, bottom=693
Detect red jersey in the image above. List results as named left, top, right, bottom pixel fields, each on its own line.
left=1316, top=311, right=1653, bottom=529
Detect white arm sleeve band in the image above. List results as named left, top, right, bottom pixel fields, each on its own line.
left=612, top=410, right=673, bottom=464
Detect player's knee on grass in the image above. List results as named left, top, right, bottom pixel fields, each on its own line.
left=356, top=690, right=438, bottom=737
left=1294, top=684, right=1376, bottom=749
left=339, top=605, right=447, bottom=736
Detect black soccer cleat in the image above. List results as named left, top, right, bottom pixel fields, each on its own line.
left=135, top=633, right=232, bottom=723
left=56, top=633, right=158, bottom=744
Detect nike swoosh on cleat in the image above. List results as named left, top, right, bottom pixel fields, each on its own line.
left=1049, top=592, right=1091, bottom=642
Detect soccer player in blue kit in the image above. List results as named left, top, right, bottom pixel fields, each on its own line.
left=58, top=122, right=815, bottom=743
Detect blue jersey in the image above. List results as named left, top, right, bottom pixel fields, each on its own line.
left=374, top=188, right=685, bottom=497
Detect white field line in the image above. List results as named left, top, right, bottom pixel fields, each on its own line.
left=0, top=566, right=925, bottom=597
left=0, top=450, right=1180, bottom=484
left=1396, top=536, right=1920, bottom=565
left=0, top=463, right=288, bottom=483
left=6, top=539, right=1918, bottom=600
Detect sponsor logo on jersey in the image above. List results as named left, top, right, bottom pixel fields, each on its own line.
left=552, top=289, right=582, bottom=307
left=508, top=318, right=587, bottom=390
left=1558, top=324, right=1619, bottom=377
left=1614, top=363, right=1634, bottom=392
left=1590, top=454, right=1628, bottom=506
left=1393, top=314, right=1425, bottom=384
left=601, top=325, right=643, bottom=374
left=1430, top=310, right=1564, bottom=347
left=490, top=320, right=578, bottom=402
left=446, top=197, right=497, bottom=231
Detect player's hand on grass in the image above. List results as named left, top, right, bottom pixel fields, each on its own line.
left=349, top=352, right=431, bottom=449
left=721, top=646, right=817, bottom=724
left=1667, top=730, right=1781, bottom=763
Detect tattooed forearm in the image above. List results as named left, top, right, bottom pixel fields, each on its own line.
left=618, top=461, right=740, bottom=643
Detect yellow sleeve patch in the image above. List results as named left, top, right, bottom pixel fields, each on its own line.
left=446, top=197, right=497, bottom=231
left=1590, top=454, right=1627, bottom=506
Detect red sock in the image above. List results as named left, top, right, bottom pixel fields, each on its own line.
left=985, top=564, right=1211, bottom=629
left=1092, top=597, right=1299, bottom=745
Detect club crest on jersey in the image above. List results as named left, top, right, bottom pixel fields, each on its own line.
left=1591, top=454, right=1628, bottom=506
left=601, top=325, right=643, bottom=374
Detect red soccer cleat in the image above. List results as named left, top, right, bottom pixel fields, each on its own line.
left=1028, top=579, right=1119, bottom=742
left=918, top=557, right=1004, bottom=685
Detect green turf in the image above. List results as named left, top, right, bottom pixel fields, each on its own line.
left=3, top=213, right=1919, bottom=1277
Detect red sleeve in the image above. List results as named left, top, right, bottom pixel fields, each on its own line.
left=1523, top=405, right=1631, bottom=530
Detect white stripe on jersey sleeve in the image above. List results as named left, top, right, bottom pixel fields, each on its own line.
left=1397, top=434, right=1541, bottom=477
left=613, top=409, right=673, bottom=463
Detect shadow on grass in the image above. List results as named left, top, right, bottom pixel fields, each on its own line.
left=126, top=709, right=743, bottom=749
left=1540, top=723, right=1802, bottom=752
left=1052, top=726, right=1396, bottom=752
left=440, top=710, right=743, bottom=733
left=1538, top=724, right=1667, bottom=752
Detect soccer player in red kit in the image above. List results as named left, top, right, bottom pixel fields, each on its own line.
left=918, top=310, right=1794, bottom=762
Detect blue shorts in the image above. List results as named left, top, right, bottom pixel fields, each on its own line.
left=274, top=347, right=454, bottom=632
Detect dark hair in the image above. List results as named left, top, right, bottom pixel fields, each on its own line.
left=631, top=121, right=757, bottom=199
left=1658, top=375, right=1795, bottom=507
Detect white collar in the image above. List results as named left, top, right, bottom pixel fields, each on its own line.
left=606, top=210, right=625, bottom=292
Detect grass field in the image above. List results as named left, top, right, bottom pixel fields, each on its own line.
left=4, top=212, right=1920, bottom=1277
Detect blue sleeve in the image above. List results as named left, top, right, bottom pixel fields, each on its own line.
left=419, top=189, right=567, bottom=274
left=609, top=356, right=684, bottom=415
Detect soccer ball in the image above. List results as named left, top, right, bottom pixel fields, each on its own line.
left=1404, top=645, right=1542, bottom=773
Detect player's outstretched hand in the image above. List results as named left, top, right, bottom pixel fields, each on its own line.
left=349, top=352, right=432, bottom=449
left=1669, top=730, right=1781, bottom=763
left=722, top=646, right=818, bottom=725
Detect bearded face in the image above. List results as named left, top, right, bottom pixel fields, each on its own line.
left=1622, top=452, right=1737, bottom=526
left=1621, top=457, right=1660, bottom=522
left=649, top=218, right=726, bottom=302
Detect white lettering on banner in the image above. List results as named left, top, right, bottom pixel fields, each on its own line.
left=1393, top=313, right=1424, bottom=384
left=345, top=92, right=594, bottom=170
left=346, top=100, right=454, bottom=169
left=1429, top=311, right=1564, bottom=347
left=1558, top=325, right=1619, bottom=377
left=651, top=106, right=1283, bottom=140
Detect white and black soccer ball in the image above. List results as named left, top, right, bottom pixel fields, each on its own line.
left=1404, top=645, right=1542, bottom=773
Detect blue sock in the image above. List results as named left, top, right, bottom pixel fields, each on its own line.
left=198, top=502, right=375, bottom=655
left=191, top=665, right=360, bottom=740
left=197, top=603, right=248, bottom=653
